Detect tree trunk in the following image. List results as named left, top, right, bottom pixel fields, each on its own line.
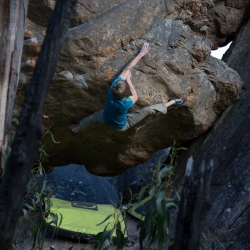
left=176, top=19, right=250, bottom=249
left=0, top=0, right=77, bottom=249
left=0, top=0, right=29, bottom=172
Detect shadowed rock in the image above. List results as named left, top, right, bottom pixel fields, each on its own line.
left=175, top=19, right=250, bottom=249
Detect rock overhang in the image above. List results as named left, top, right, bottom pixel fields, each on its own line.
left=19, top=0, right=246, bottom=175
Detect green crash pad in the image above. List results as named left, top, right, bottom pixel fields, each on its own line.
left=46, top=198, right=127, bottom=241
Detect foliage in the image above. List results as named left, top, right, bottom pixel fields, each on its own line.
left=12, top=127, right=61, bottom=250
left=95, top=143, right=186, bottom=250
left=12, top=164, right=60, bottom=250
left=91, top=201, right=127, bottom=250
left=0, top=73, right=60, bottom=249
left=133, top=143, right=186, bottom=249
left=12, top=141, right=185, bottom=249
left=136, top=151, right=178, bottom=250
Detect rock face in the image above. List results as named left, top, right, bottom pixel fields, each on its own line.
left=45, top=164, right=120, bottom=204
left=19, top=0, right=248, bottom=175
left=175, top=19, right=250, bottom=249
left=27, top=0, right=127, bottom=28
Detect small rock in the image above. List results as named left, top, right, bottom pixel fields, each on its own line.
left=24, top=29, right=33, bottom=39
left=74, top=74, right=88, bottom=89
left=200, top=25, right=209, bottom=32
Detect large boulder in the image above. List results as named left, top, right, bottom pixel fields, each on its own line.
left=19, top=0, right=248, bottom=175
left=175, top=19, right=250, bottom=249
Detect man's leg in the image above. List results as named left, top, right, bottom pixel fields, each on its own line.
left=121, top=98, right=185, bottom=131
left=71, top=110, right=104, bottom=134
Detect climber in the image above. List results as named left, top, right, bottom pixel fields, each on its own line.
left=71, top=43, right=186, bottom=134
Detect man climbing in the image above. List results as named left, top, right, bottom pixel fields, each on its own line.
left=71, top=43, right=186, bottom=134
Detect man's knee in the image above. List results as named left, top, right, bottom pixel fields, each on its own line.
left=142, top=106, right=155, bottom=115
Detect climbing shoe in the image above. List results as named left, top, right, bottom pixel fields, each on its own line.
left=71, top=124, right=79, bottom=135
left=168, top=98, right=186, bottom=106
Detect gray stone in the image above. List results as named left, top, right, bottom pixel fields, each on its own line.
left=46, top=164, right=120, bottom=205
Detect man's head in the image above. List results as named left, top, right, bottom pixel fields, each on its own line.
left=112, top=80, right=132, bottom=100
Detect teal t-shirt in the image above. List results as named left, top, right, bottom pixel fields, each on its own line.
left=102, top=76, right=134, bottom=129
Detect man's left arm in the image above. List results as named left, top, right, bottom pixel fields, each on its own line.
left=126, top=73, right=138, bottom=104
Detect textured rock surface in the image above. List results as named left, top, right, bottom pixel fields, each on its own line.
left=45, top=164, right=120, bottom=204
left=27, top=0, right=127, bottom=28
left=19, top=0, right=248, bottom=175
left=175, top=19, right=250, bottom=249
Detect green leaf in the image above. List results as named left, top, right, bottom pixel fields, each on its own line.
left=159, top=165, right=172, bottom=175
left=58, top=213, right=63, bottom=228
left=31, top=198, right=36, bottom=210
left=175, top=191, right=181, bottom=201
left=138, top=185, right=147, bottom=200
left=149, top=187, right=155, bottom=196
left=156, top=154, right=167, bottom=172
left=95, top=228, right=113, bottom=250
left=165, top=198, right=175, bottom=204
left=211, top=242, right=215, bottom=250
left=178, top=147, right=187, bottom=150
left=164, top=208, right=170, bottom=229
left=39, top=179, right=47, bottom=200
left=116, top=227, right=125, bottom=250
left=44, top=128, right=60, bottom=144
left=23, top=203, right=34, bottom=211
left=44, top=197, right=53, bottom=211
left=96, top=214, right=113, bottom=226
left=38, top=163, right=44, bottom=176
left=144, top=205, right=153, bottom=235
left=51, top=213, right=58, bottom=224
left=165, top=202, right=177, bottom=210
left=11, top=244, right=18, bottom=250
left=12, top=117, right=19, bottom=125
left=156, top=191, right=165, bottom=215
left=52, top=180, right=58, bottom=190
left=22, top=209, right=28, bottom=219
left=155, top=174, right=162, bottom=188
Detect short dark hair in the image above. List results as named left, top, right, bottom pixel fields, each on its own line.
left=112, top=80, right=132, bottom=100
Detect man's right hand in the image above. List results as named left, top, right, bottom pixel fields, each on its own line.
left=140, top=43, right=150, bottom=56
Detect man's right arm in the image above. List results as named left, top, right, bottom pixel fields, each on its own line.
left=120, top=43, right=149, bottom=80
